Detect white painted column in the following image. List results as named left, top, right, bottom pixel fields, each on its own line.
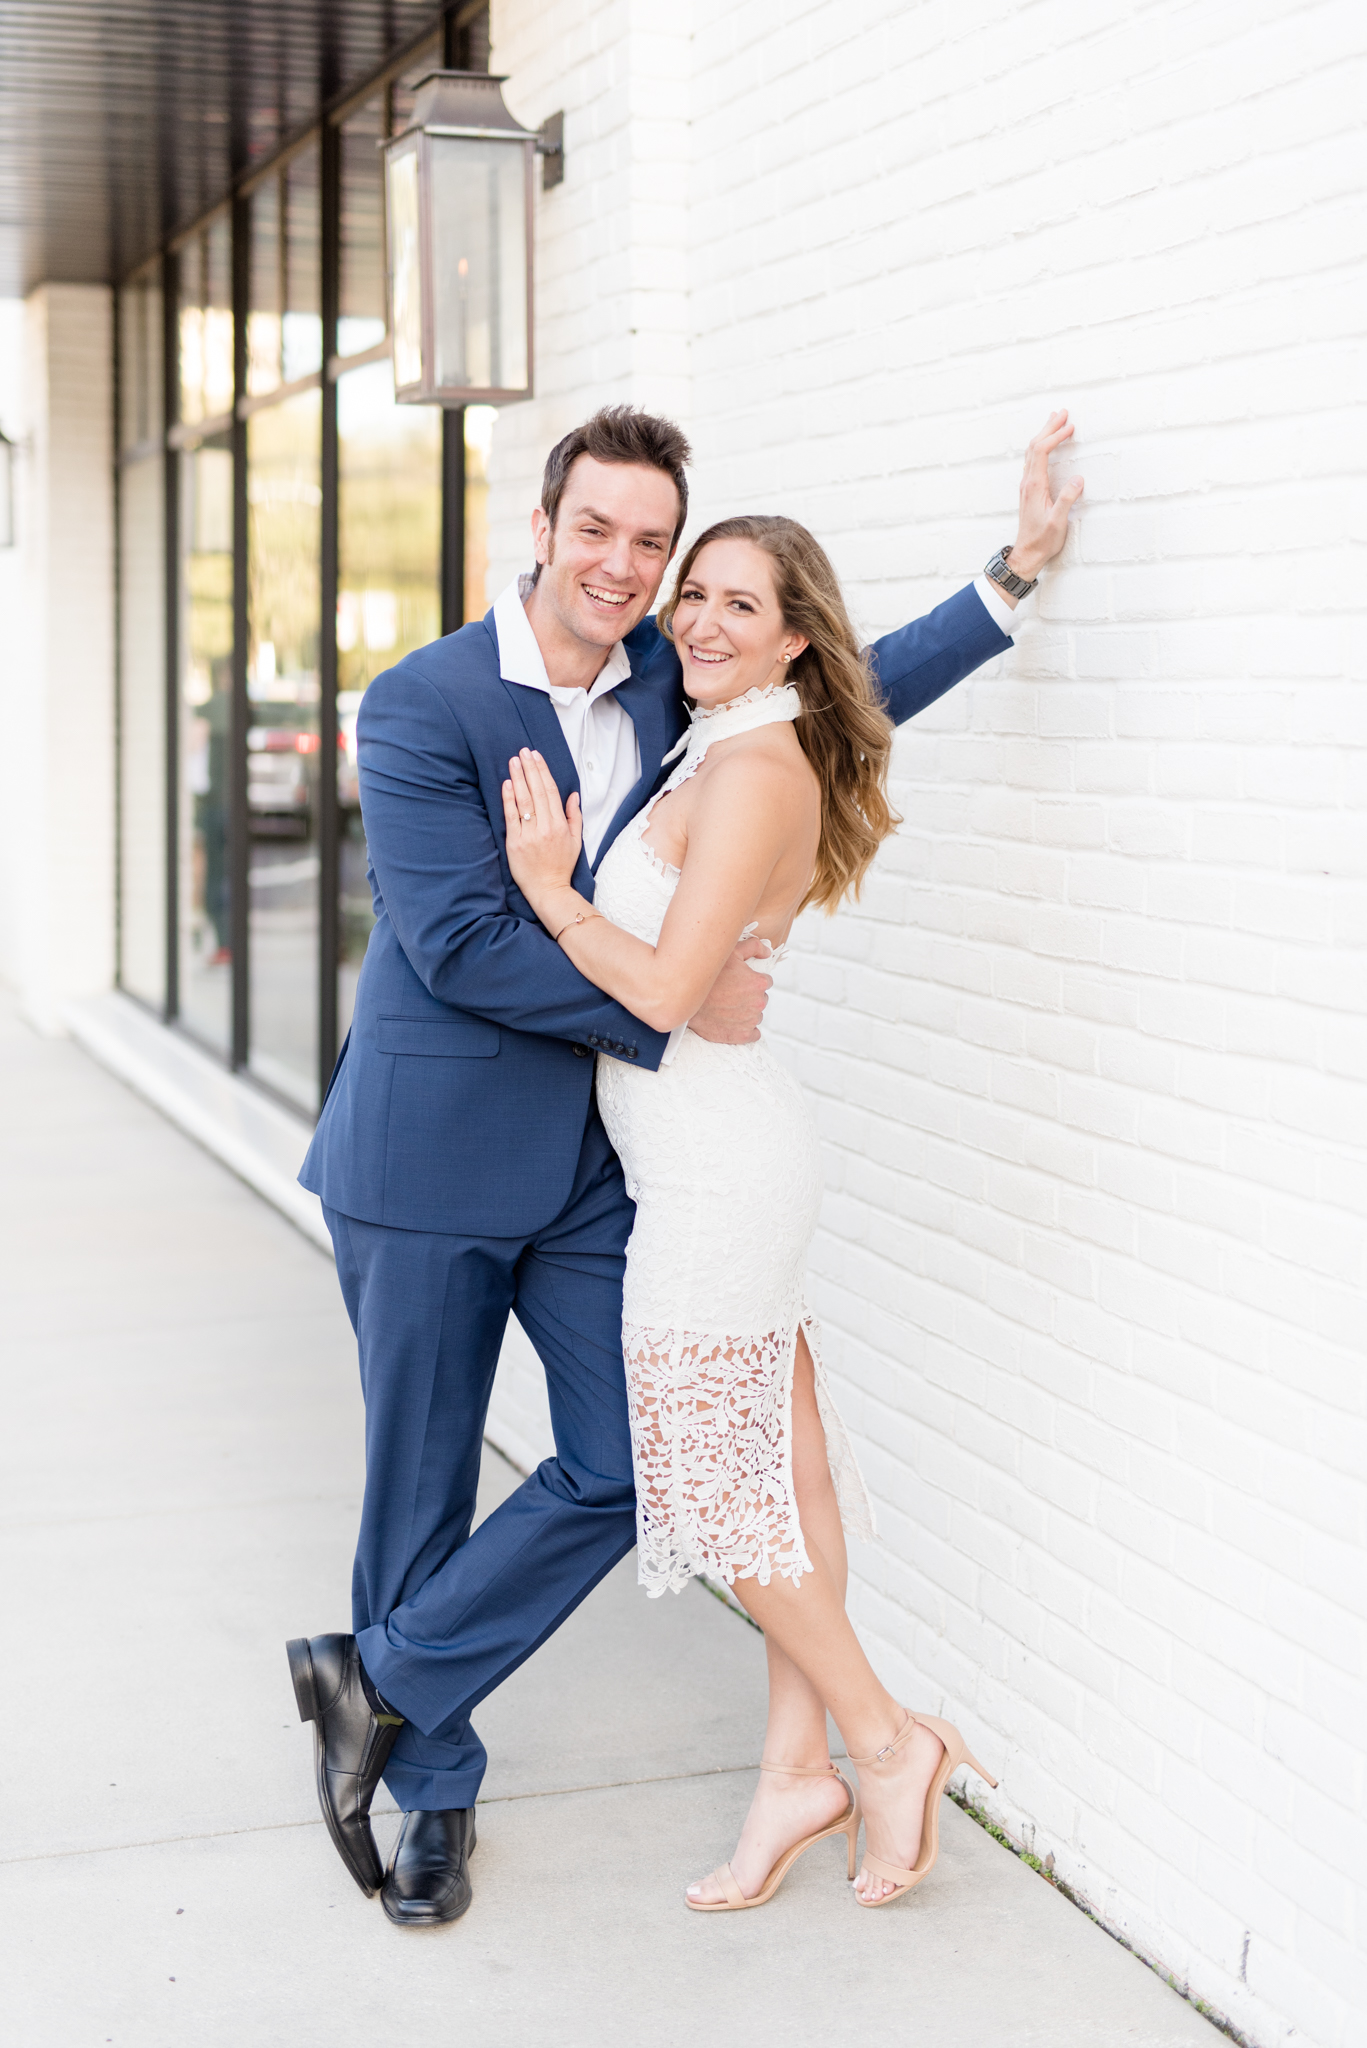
left=0, top=284, right=116, bottom=1029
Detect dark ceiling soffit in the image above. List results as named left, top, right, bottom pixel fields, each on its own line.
left=140, top=6, right=451, bottom=280
left=226, top=0, right=493, bottom=210
left=0, top=2, right=491, bottom=296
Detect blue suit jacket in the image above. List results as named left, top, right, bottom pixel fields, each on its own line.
left=300, top=584, right=1010, bottom=1235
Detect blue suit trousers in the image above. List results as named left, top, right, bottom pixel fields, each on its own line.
left=324, top=1103, right=638, bottom=1812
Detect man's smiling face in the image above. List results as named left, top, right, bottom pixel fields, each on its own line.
left=529, top=454, right=681, bottom=651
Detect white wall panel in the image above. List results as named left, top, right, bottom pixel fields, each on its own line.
left=483, top=8, right=1365, bottom=2043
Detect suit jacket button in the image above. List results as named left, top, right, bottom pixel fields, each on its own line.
left=573, top=1044, right=589, bottom=1057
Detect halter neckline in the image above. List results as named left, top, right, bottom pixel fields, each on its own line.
left=662, top=681, right=801, bottom=767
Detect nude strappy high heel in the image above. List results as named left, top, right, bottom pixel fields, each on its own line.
left=685, top=1759, right=861, bottom=1913
left=848, top=1711, right=997, bottom=1908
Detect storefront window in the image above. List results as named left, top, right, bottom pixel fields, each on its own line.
left=248, top=144, right=322, bottom=396
left=177, top=213, right=232, bottom=427
left=338, top=95, right=387, bottom=362
left=465, top=404, right=494, bottom=621
left=247, top=388, right=322, bottom=1109
left=115, top=21, right=486, bottom=1108
left=177, top=437, right=235, bottom=1051
left=119, top=267, right=162, bottom=454
left=246, top=173, right=282, bottom=397
left=335, top=360, right=441, bottom=1033
left=118, top=266, right=166, bottom=1008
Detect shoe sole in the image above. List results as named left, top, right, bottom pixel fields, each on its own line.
left=285, top=1636, right=381, bottom=1899
left=382, top=1880, right=474, bottom=1927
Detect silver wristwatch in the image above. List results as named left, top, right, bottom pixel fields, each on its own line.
left=985, top=546, right=1038, bottom=599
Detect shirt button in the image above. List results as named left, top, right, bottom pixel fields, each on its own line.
left=585, top=758, right=597, bottom=772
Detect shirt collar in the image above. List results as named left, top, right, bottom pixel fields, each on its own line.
left=493, top=572, right=632, bottom=706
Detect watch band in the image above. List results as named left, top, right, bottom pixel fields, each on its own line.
left=985, top=546, right=1038, bottom=599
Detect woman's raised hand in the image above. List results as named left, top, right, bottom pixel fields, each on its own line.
left=502, top=749, right=584, bottom=915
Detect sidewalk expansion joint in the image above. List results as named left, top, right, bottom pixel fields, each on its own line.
left=0, top=1763, right=769, bottom=1867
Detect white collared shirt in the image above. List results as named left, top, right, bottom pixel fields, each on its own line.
left=492, top=573, right=641, bottom=865
left=972, top=574, right=1023, bottom=636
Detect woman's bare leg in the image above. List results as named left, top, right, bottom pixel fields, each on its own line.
left=688, top=1331, right=947, bottom=1904
left=686, top=1333, right=848, bottom=1903
left=759, top=1331, right=849, bottom=1773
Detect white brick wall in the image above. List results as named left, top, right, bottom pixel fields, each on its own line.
left=484, top=6, right=1365, bottom=2044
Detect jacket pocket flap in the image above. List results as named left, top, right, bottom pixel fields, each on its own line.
left=376, top=1014, right=500, bottom=1058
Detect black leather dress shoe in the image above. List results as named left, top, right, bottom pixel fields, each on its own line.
left=382, top=1807, right=477, bottom=1926
left=286, top=1633, right=402, bottom=1896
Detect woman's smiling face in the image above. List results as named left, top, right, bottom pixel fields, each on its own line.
left=670, top=539, right=808, bottom=707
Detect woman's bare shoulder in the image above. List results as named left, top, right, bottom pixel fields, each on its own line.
left=699, top=727, right=819, bottom=808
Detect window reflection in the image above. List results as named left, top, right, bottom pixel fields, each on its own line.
left=338, top=95, right=387, bottom=362
left=248, top=388, right=322, bottom=1109
left=177, top=214, right=232, bottom=427
left=119, top=269, right=162, bottom=454
left=248, top=145, right=322, bottom=395
left=178, top=438, right=234, bottom=1051
left=247, top=173, right=282, bottom=397
left=283, top=145, right=322, bottom=381
left=119, top=268, right=166, bottom=1007
left=335, top=358, right=442, bottom=1035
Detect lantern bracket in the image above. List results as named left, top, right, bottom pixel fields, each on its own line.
left=537, top=112, right=565, bottom=190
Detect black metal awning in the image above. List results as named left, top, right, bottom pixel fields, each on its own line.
left=0, top=1, right=460, bottom=295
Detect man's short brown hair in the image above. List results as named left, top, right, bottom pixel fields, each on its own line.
left=541, top=405, right=692, bottom=552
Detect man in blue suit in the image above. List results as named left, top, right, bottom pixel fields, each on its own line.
left=289, top=404, right=1082, bottom=1924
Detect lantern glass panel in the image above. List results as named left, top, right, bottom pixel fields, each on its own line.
left=429, top=137, right=528, bottom=395
left=387, top=143, right=423, bottom=392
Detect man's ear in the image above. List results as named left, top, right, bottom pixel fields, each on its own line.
left=531, top=504, right=551, bottom=566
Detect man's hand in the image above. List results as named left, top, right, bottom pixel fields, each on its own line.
left=687, top=937, right=772, bottom=1044
left=1004, top=409, right=1085, bottom=590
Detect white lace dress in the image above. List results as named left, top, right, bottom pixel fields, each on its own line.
left=593, top=684, right=874, bottom=1598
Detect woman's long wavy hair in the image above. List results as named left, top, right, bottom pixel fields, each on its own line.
left=658, top=515, right=900, bottom=915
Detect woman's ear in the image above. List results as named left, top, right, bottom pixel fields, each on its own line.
left=783, top=635, right=809, bottom=664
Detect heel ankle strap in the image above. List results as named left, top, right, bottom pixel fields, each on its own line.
left=759, top=1758, right=839, bottom=1777
left=847, top=1711, right=918, bottom=1768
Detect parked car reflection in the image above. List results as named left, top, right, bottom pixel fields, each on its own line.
left=337, top=689, right=363, bottom=817
left=248, top=702, right=320, bottom=836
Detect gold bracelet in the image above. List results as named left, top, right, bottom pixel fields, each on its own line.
left=552, top=907, right=598, bottom=943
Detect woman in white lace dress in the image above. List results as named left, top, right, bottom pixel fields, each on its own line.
left=502, top=517, right=995, bottom=1912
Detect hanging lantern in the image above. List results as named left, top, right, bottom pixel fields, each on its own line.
left=383, top=71, right=538, bottom=406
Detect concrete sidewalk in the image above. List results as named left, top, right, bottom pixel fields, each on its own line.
left=1, top=993, right=1220, bottom=2048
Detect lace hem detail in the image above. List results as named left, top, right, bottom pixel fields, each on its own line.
left=624, top=1310, right=874, bottom=1600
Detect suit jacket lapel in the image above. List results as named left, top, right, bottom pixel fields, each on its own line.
left=497, top=677, right=594, bottom=896
left=592, top=667, right=686, bottom=874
